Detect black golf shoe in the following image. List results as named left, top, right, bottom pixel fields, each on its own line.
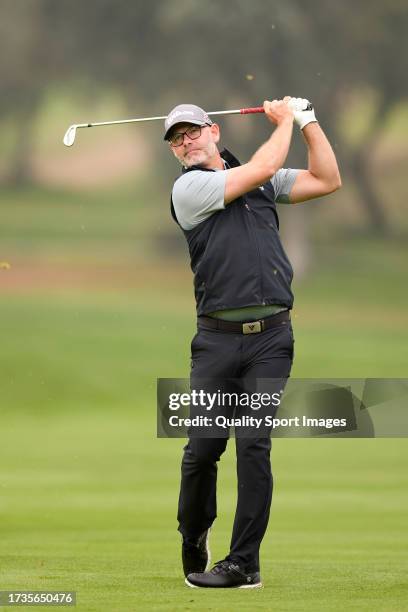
left=185, top=559, right=262, bottom=589
left=182, top=529, right=211, bottom=577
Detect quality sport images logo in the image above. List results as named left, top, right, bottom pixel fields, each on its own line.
left=157, top=378, right=408, bottom=438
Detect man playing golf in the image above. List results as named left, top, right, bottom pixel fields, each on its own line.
left=164, top=97, right=341, bottom=588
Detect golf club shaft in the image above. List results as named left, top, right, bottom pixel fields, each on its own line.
left=79, top=107, right=264, bottom=129
left=63, top=107, right=266, bottom=146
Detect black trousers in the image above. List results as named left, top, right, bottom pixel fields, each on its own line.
left=177, top=317, right=294, bottom=573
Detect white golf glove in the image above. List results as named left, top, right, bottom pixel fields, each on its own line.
left=288, top=97, right=317, bottom=130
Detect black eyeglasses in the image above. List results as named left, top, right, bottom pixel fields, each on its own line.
left=168, top=125, right=209, bottom=147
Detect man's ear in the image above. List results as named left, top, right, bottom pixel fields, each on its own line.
left=210, top=123, right=220, bottom=143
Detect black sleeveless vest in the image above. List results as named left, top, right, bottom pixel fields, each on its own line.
left=170, top=148, right=294, bottom=316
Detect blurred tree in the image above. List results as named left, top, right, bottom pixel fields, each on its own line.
left=290, top=0, right=408, bottom=233
left=0, top=0, right=406, bottom=236
left=0, top=0, right=49, bottom=184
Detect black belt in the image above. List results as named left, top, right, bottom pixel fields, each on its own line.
left=198, top=309, right=290, bottom=335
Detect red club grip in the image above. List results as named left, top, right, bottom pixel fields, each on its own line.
left=240, top=106, right=265, bottom=114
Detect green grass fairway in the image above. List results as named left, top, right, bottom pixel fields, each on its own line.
left=0, top=288, right=407, bottom=611
left=1, top=414, right=407, bottom=611
left=1, top=184, right=407, bottom=612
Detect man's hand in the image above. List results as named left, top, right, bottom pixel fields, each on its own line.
left=263, top=97, right=294, bottom=126
left=224, top=98, right=294, bottom=204
left=288, top=97, right=317, bottom=130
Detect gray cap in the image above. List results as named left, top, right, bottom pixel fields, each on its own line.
left=164, top=104, right=213, bottom=140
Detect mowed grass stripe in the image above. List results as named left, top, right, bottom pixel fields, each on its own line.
left=1, top=413, right=407, bottom=610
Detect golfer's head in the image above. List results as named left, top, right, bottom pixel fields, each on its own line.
left=164, top=104, right=220, bottom=168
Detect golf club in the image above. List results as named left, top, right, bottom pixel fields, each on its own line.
left=63, top=101, right=313, bottom=147
left=63, top=107, right=265, bottom=147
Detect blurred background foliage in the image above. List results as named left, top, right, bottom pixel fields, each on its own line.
left=0, top=0, right=407, bottom=228
left=1, top=2, right=407, bottom=608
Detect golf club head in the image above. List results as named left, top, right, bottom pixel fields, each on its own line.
left=63, top=125, right=77, bottom=147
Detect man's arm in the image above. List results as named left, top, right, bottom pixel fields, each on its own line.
left=289, top=122, right=342, bottom=204
left=224, top=98, right=294, bottom=204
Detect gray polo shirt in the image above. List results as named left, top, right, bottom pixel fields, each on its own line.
left=172, top=162, right=299, bottom=231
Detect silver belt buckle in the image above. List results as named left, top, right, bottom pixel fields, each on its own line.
left=242, top=320, right=263, bottom=335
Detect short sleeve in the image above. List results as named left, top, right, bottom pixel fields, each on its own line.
left=271, top=168, right=300, bottom=204
left=172, top=170, right=227, bottom=230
